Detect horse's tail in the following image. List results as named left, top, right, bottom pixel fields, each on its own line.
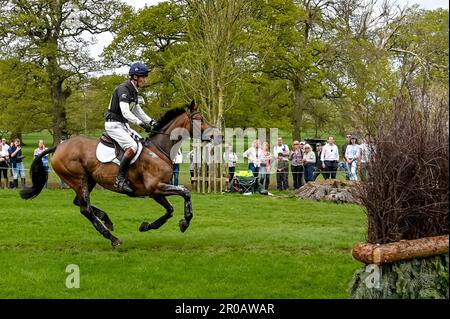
left=20, top=145, right=58, bottom=200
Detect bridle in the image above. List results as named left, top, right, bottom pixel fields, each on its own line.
left=145, top=108, right=212, bottom=161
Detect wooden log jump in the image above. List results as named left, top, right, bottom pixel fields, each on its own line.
left=352, top=235, right=449, bottom=265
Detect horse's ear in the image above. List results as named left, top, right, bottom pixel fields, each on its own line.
left=189, top=99, right=197, bottom=112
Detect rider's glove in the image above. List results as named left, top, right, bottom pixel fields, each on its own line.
left=140, top=122, right=153, bottom=133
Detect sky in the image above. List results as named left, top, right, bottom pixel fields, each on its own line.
left=91, top=0, right=449, bottom=71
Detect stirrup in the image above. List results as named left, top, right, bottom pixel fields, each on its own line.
left=115, top=178, right=134, bottom=193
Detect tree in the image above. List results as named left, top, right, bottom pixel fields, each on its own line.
left=103, top=0, right=188, bottom=114
left=65, top=74, right=126, bottom=135
left=252, top=0, right=340, bottom=141
left=0, top=58, right=52, bottom=139
left=0, top=0, right=126, bottom=144
left=174, top=0, right=256, bottom=130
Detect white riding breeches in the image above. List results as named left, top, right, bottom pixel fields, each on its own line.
left=105, top=121, right=142, bottom=152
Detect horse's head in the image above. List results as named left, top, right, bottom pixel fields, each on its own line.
left=185, top=100, right=221, bottom=145
left=148, top=100, right=222, bottom=160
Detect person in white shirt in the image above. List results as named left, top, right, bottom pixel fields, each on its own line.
left=0, top=143, right=9, bottom=189
left=273, top=137, right=290, bottom=162
left=1, top=138, right=9, bottom=154
left=259, top=142, right=272, bottom=190
left=171, top=148, right=183, bottom=186
left=243, top=139, right=263, bottom=177
left=345, top=136, right=361, bottom=181
left=302, top=144, right=316, bottom=183
left=223, top=143, right=238, bottom=186
left=320, top=136, right=340, bottom=179
left=358, top=134, right=375, bottom=181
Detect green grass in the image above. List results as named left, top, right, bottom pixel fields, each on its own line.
left=0, top=189, right=366, bottom=298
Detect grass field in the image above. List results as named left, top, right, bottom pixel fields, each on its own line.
left=0, top=189, right=366, bottom=298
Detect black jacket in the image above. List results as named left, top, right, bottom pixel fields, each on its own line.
left=105, top=80, right=138, bottom=123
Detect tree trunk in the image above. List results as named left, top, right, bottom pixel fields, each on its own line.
left=352, top=235, right=449, bottom=265
left=50, top=81, right=68, bottom=145
left=217, top=81, right=224, bottom=132
left=292, top=80, right=304, bottom=141
left=46, top=52, right=68, bottom=145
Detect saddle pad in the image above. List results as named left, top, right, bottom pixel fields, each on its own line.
left=96, top=142, right=143, bottom=165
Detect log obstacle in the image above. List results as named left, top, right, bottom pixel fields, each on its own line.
left=352, top=235, right=449, bottom=265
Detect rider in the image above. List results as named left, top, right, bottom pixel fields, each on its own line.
left=104, top=62, right=157, bottom=193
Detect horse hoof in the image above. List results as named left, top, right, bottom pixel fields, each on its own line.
left=179, top=219, right=189, bottom=233
left=139, top=222, right=150, bottom=232
left=111, top=238, right=122, bottom=248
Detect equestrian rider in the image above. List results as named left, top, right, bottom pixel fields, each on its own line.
left=104, top=62, right=157, bottom=193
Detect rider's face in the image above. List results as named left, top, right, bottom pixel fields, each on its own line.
left=136, top=75, right=147, bottom=88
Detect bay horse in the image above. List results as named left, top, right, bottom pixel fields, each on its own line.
left=20, top=101, right=219, bottom=247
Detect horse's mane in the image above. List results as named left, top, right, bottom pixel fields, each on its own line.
left=151, top=107, right=186, bottom=133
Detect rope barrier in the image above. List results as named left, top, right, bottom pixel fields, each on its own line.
left=0, top=165, right=353, bottom=175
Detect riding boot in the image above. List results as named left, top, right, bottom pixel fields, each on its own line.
left=14, top=179, right=18, bottom=189
left=115, top=148, right=135, bottom=194
left=21, top=178, right=26, bottom=188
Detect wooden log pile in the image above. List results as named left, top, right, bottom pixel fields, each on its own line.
left=295, top=180, right=361, bottom=204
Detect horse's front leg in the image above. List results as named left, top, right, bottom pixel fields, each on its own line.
left=154, top=183, right=193, bottom=232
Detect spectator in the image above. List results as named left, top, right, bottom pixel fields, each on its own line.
left=314, top=143, right=323, bottom=181
left=1, top=138, right=9, bottom=154
left=359, top=134, right=375, bottom=181
left=259, top=142, right=272, bottom=190
left=289, top=140, right=304, bottom=189
left=9, top=138, right=26, bottom=188
left=8, top=141, right=14, bottom=177
left=188, top=149, right=195, bottom=187
left=171, top=148, right=183, bottom=186
left=320, top=136, right=339, bottom=180
left=223, top=143, right=238, bottom=187
left=34, top=140, right=49, bottom=188
left=243, top=139, right=263, bottom=178
left=1, top=139, right=11, bottom=178
left=345, top=135, right=361, bottom=181
left=273, top=137, right=290, bottom=161
left=0, top=143, right=9, bottom=189
left=342, top=134, right=352, bottom=180
left=273, top=137, right=290, bottom=188
left=302, top=144, right=316, bottom=183
left=276, top=152, right=289, bottom=190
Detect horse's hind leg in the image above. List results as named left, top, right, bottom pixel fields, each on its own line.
left=139, top=196, right=174, bottom=232
left=76, top=181, right=122, bottom=248
left=73, top=178, right=114, bottom=231
left=73, top=196, right=114, bottom=232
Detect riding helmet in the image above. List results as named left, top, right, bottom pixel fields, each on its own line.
left=129, top=62, right=150, bottom=77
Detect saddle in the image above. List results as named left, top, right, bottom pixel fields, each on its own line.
left=96, top=133, right=144, bottom=165
left=99, top=133, right=126, bottom=161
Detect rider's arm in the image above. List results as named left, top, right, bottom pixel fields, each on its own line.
left=119, top=101, right=143, bottom=126
left=131, top=103, right=153, bottom=124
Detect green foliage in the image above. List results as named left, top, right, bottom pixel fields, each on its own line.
left=0, top=59, right=52, bottom=135
left=66, top=74, right=126, bottom=134
left=349, top=254, right=449, bottom=299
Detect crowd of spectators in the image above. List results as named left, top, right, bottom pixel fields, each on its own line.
left=0, top=132, right=374, bottom=191
left=222, top=134, right=374, bottom=191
